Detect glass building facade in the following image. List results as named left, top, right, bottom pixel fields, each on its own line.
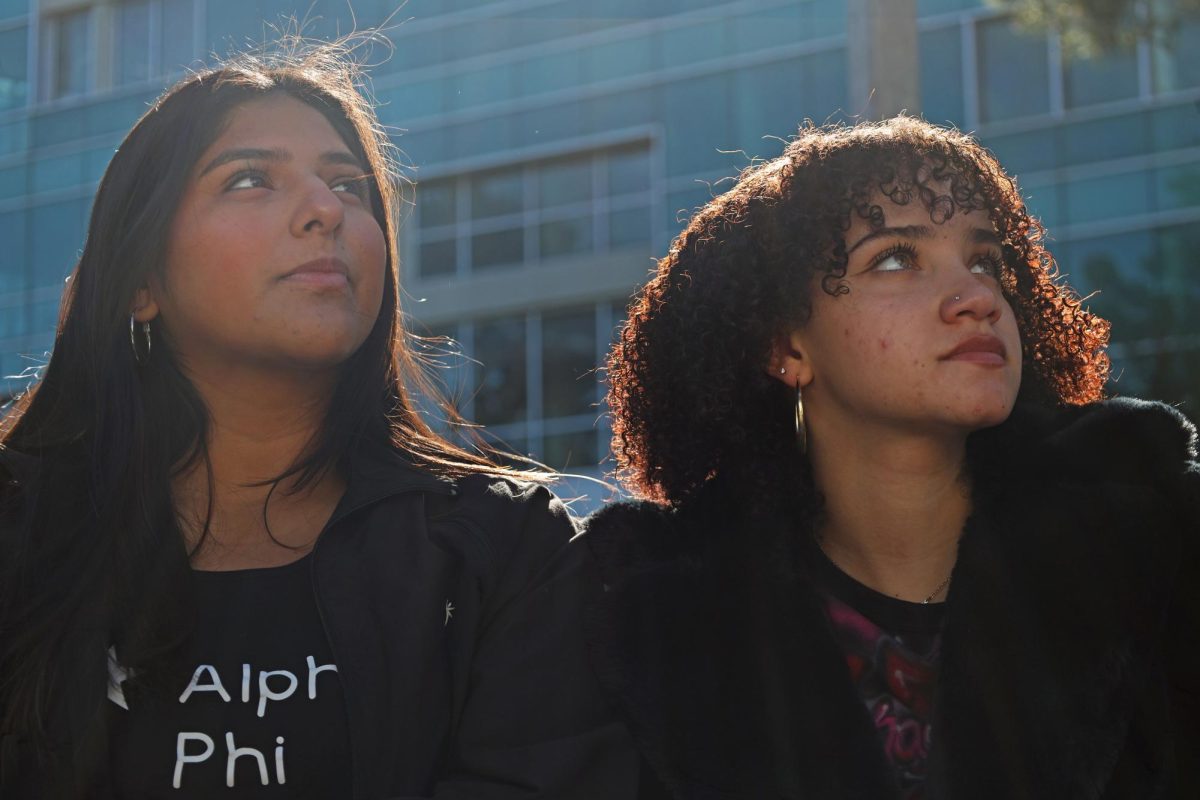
left=1, top=0, right=1198, bottom=493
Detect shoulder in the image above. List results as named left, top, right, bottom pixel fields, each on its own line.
left=1042, top=398, right=1197, bottom=479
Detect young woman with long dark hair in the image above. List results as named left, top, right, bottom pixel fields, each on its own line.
left=0, top=42, right=635, bottom=798
left=583, top=117, right=1199, bottom=798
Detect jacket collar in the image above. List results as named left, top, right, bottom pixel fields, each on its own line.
left=326, top=437, right=458, bottom=529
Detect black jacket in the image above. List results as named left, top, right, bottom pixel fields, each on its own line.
left=583, top=399, right=1200, bottom=799
left=0, top=440, right=638, bottom=799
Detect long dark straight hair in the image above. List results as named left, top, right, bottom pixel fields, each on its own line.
left=0, top=41, right=514, bottom=753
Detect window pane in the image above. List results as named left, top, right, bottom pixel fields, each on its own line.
left=418, top=180, right=456, bottom=228
left=540, top=216, right=592, bottom=259
left=920, top=25, right=965, bottom=126
left=543, top=430, right=599, bottom=470
left=977, top=18, right=1050, bottom=122
left=31, top=198, right=85, bottom=287
left=471, top=168, right=522, bottom=220
left=538, top=156, right=591, bottom=209
left=117, top=1, right=150, bottom=85
left=0, top=210, right=27, bottom=294
left=0, top=26, right=28, bottom=111
left=418, top=238, right=456, bottom=280
left=472, top=228, right=524, bottom=269
left=54, top=10, right=91, bottom=98
left=161, top=0, right=194, bottom=74
left=1154, top=14, right=1200, bottom=93
left=607, top=146, right=651, bottom=196
left=542, top=307, right=597, bottom=418
left=474, top=316, right=526, bottom=425
left=1062, top=171, right=1150, bottom=225
left=1064, top=46, right=1139, bottom=108
left=609, top=205, right=651, bottom=248
left=1154, top=161, right=1200, bottom=212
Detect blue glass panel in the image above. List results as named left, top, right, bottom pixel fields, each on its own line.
left=731, top=5, right=805, bottom=55
left=450, top=112, right=518, bottom=160
left=32, top=106, right=87, bottom=148
left=733, top=57, right=805, bottom=160
left=983, top=128, right=1058, bottom=174
left=377, top=79, right=444, bottom=121
left=0, top=163, right=25, bottom=200
left=659, top=18, right=728, bottom=67
left=448, top=64, right=514, bottom=110
left=32, top=152, right=83, bottom=193
left=30, top=197, right=85, bottom=287
left=584, top=86, right=656, bottom=130
left=1019, top=180, right=1061, bottom=229
left=517, top=49, right=582, bottom=96
left=473, top=314, right=526, bottom=425
left=117, top=0, right=152, bottom=86
left=1153, top=161, right=1200, bottom=212
left=1055, top=229, right=1153, bottom=297
left=662, top=73, right=733, bottom=176
left=86, top=93, right=156, bottom=137
left=161, top=0, right=195, bottom=75
left=1155, top=14, right=1200, bottom=92
left=1056, top=112, right=1148, bottom=166
left=920, top=25, right=965, bottom=126
left=1062, top=171, right=1151, bottom=225
left=395, top=127, right=448, bottom=167
left=1149, top=103, right=1200, bottom=150
left=1063, top=46, right=1139, bottom=108
left=85, top=145, right=116, bottom=184
left=513, top=102, right=584, bottom=146
left=803, top=48, right=848, bottom=124
left=0, top=299, right=25, bottom=339
left=585, top=35, right=656, bottom=83
left=0, top=119, right=27, bottom=155
left=808, top=0, right=847, bottom=38
left=0, top=209, right=27, bottom=293
left=0, top=26, right=28, bottom=111
left=54, top=9, right=91, bottom=98
left=977, top=17, right=1050, bottom=122
left=609, top=204, right=651, bottom=248
left=918, top=0, right=983, bottom=15
left=0, top=0, right=27, bottom=21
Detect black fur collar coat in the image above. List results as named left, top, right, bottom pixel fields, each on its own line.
left=582, top=399, right=1200, bottom=799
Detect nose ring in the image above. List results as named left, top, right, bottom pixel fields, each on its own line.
left=954, top=295, right=961, bottom=301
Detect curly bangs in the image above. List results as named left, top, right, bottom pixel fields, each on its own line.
left=608, top=116, right=1110, bottom=505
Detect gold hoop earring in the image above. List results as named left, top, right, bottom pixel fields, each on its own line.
left=795, top=380, right=807, bottom=455
left=130, top=315, right=152, bottom=366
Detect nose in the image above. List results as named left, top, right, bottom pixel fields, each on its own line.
left=940, top=274, right=1002, bottom=324
left=290, top=178, right=344, bottom=237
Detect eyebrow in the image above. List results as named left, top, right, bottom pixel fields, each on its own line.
left=198, top=147, right=364, bottom=178
left=846, top=224, right=1002, bottom=255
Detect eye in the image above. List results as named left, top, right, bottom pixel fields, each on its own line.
left=970, top=252, right=1004, bottom=278
left=869, top=243, right=919, bottom=273
left=226, top=170, right=268, bottom=191
left=331, top=175, right=371, bottom=200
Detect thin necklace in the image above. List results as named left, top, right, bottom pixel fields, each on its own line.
left=813, top=532, right=953, bottom=605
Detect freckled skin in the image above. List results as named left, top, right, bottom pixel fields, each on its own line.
left=791, top=199, right=1022, bottom=437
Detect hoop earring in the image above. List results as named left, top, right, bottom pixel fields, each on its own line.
left=130, top=315, right=152, bottom=365
left=795, top=380, right=807, bottom=456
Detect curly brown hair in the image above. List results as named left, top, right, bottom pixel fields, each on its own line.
left=609, top=116, right=1110, bottom=505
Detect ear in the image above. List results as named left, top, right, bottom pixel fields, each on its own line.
left=765, top=328, right=814, bottom=388
left=130, top=286, right=159, bottom=323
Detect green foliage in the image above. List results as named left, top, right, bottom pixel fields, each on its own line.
left=988, top=0, right=1200, bottom=57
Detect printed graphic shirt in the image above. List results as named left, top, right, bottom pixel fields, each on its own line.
left=107, top=554, right=351, bottom=798
left=808, top=544, right=945, bottom=800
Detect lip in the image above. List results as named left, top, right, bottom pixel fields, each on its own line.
left=941, top=334, right=1007, bottom=366
left=280, top=257, right=350, bottom=288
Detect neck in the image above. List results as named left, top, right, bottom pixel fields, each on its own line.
left=172, top=363, right=346, bottom=568
left=807, top=416, right=970, bottom=603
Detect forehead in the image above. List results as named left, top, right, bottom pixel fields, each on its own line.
left=203, top=93, right=354, bottom=157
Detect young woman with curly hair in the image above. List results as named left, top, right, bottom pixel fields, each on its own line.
left=0, top=42, right=635, bottom=799
left=583, top=117, right=1199, bottom=799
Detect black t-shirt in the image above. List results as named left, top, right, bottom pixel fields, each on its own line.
left=107, top=554, right=352, bottom=799
left=806, top=540, right=945, bottom=800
